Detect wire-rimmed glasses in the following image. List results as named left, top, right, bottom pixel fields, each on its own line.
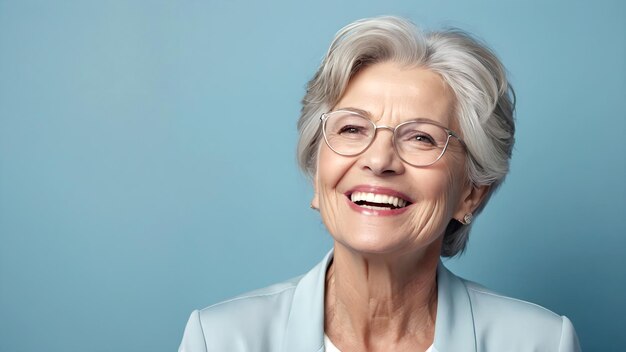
left=320, top=110, right=467, bottom=167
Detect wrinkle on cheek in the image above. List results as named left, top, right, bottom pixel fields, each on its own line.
left=402, top=194, right=450, bottom=245
left=444, top=159, right=467, bottom=215
left=400, top=167, right=459, bottom=245
left=319, top=185, right=339, bottom=235
left=317, top=177, right=344, bottom=238
left=317, top=145, right=360, bottom=239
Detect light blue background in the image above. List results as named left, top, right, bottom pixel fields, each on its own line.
left=1, top=0, right=624, bottom=351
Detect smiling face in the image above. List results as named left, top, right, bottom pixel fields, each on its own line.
left=313, top=62, right=483, bottom=257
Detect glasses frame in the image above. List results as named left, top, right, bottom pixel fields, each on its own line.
left=320, top=110, right=467, bottom=167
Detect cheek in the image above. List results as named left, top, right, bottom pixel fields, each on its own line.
left=316, top=145, right=353, bottom=193
left=420, top=150, right=468, bottom=209
left=400, top=165, right=464, bottom=239
left=414, top=165, right=457, bottom=202
left=316, top=146, right=355, bottom=233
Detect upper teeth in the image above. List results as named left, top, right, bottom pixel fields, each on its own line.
left=350, top=192, right=408, bottom=208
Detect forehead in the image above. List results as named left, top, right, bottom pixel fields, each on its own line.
left=334, top=62, right=456, bottom=127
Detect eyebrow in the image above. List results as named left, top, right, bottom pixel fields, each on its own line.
left=334, top=106, right=447, bottom=128
left=337, top=107, right=372, bottom=117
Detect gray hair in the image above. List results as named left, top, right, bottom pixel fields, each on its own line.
left=297, top=16, right=515, bottom=257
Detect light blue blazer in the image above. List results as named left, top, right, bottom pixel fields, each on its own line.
left=179, top=250, right=581, bottom=351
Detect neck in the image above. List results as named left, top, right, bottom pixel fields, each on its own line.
left=324, top=242, right=440, bottom=351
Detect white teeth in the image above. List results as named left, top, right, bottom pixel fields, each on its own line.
left=350, top=192, right=409, bottom=208
left=374, top=194, right=382, bottom=203
left=361, top=204, right=390, bottom=210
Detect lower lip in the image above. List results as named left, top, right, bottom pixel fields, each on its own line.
left=345, top=196, right=411, bottom=216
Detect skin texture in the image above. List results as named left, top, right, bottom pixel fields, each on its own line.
left=312, top=62, right=488, bottom=352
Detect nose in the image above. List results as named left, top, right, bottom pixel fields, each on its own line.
left=358, top=127, right=405, bottom=176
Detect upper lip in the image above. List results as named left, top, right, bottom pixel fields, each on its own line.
left=344, top=185, right=413, bottom=203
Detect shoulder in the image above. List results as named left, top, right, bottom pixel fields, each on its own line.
left=198, top=276, right=301, bottom=329
left=461, top=279, right=580, bottom=351
left=463, top=279, right=562, bottom=327
left=179, top=276, right=302, bottom=352
left=179, top=250, right=334, bottom=352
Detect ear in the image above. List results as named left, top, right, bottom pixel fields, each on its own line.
left=311, top=171, right=320, bottom=210
left=453, top=182, right=490, bottom=221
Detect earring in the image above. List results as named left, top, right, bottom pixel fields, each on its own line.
left=462, top=213, right=473, bottom=225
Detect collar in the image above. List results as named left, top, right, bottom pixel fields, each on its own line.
left=434, top=260, right=477, bottom=351
left=282, top=249, right=477, bottom=352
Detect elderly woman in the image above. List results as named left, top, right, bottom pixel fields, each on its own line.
left=179, top=16, right=580, bottom=352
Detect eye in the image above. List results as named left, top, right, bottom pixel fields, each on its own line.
left=338, top=125, right=367, bottom=135
left=410, top=133, right=436, bottom=146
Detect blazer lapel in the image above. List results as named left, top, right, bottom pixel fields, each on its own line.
left=433, top=261, right=478, bottom=351
left=281, top=250, right=333, bottom=352
left=281, top=252, right=478, bottom=352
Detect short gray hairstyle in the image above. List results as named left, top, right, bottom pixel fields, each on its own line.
left=297, top=16, right=515, bottom=257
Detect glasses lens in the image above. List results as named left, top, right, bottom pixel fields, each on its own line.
left=324, top=112, right=374, bottom=155
left=395, top=122, right=450, bottom=166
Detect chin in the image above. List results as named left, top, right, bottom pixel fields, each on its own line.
left=335, top=233, right=412, bottom=256
left=333, top=229, right=442, bottom=258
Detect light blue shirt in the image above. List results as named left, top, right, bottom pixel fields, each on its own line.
left=179, top=250, right=581, bottom=351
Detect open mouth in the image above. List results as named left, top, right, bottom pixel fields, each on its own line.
left=348, top=191, right=412, bottom=210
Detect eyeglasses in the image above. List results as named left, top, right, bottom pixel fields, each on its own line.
left=320, top=110, right=467, bottom=167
